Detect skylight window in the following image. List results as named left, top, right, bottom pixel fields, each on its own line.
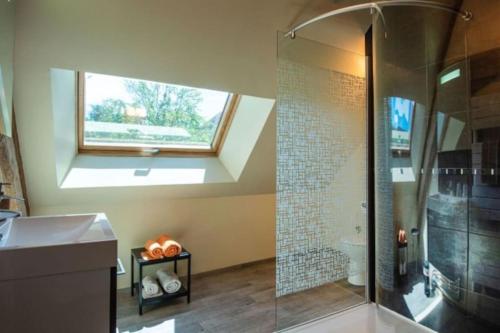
left=78, top=72, right=237, bottom=155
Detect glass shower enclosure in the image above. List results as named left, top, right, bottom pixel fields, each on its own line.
left=373, top=3, right=500, bottom=333
left=276, top=1, right=500, bottom=332
left=276, top=33, right=368, bottom=330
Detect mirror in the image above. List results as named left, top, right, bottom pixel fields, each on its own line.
left=0, top=0, right=16, bottom=137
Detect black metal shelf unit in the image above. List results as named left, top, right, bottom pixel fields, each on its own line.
left=130, top=247, right=191, bottom=315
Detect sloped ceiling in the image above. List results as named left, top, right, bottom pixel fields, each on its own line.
left=14, top=0, right=367, bottom=206
left=285, top=0, right=370, bottom=54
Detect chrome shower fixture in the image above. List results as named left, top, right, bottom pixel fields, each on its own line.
left=285, top=0, right=472, bottom=39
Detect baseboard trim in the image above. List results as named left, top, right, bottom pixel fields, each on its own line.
left=192, top=257, right=276, bottom=279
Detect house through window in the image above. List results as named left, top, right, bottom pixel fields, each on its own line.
left=78, top=72, right=238, bottom=155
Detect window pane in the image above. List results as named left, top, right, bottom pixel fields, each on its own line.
left=83, top=72, right=230, bottom=149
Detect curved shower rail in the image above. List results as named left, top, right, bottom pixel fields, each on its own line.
left=285, top=0, right=472, bottom=39
left=285, top=2, right=385, bottom=39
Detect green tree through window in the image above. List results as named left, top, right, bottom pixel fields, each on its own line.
left=83, top=73, right=229, bottom=148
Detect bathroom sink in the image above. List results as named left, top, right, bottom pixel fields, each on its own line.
left=0, top=213, right=114, bottom=248
left=0, top=213, right=117, bottom=281
left=0, top=213, right=117, bottom=332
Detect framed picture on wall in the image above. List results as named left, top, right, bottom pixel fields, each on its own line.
left=388, top=96, right=416, bottom=154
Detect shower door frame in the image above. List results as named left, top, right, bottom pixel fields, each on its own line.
left=365, top=26, right=376, bottom=303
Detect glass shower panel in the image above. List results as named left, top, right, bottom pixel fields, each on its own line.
left=466, top=36, right=500, bottom=329
left=375, top=4, right=500, bottom=333
left=426, top=59, right=472, bottom=317
left=276, top=33, right=367, bottom=330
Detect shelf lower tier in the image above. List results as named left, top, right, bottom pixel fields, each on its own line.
left=134, top=282, right=188, bottom=305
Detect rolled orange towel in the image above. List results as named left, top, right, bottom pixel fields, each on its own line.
left=141, top=251, right=156, bottom=261
left=144, top=240, right=163, bottom=259
left=157, top=234, right=182, bottom=257
left=157, top=234, right=172, bottom=244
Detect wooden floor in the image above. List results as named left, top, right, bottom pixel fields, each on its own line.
left=117, top=259, right=366, bottom=333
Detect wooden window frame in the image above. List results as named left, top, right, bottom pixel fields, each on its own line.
left=77, top=72, right=240, bottom=157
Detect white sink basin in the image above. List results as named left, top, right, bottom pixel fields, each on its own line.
left=0, top=213, right=117, bottom=332
left=0, top=213, right=115, bottom=248
left=0, top=213, right=116, bottom=281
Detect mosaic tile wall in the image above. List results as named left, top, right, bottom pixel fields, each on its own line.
left=276, top=58, right=366, bottom=297
left=374, top=98, right=395, bottom=292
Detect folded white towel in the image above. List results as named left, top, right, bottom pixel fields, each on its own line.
left=156, top=269, right=182, bottom=294
left=142, top=275, right=161, bottom=296
left=142, top=288, right=163, bottom=299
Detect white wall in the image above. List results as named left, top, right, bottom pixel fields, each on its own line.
left=219, top=96, right=276, bottom=180
left=50, top=68, right=77, bottom=186
left=35, top=193, right=276, bottom=289
left=13, top=0, right=366, bottom=288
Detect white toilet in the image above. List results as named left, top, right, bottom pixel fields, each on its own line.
left=341, top=237, right=366, bottom=286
